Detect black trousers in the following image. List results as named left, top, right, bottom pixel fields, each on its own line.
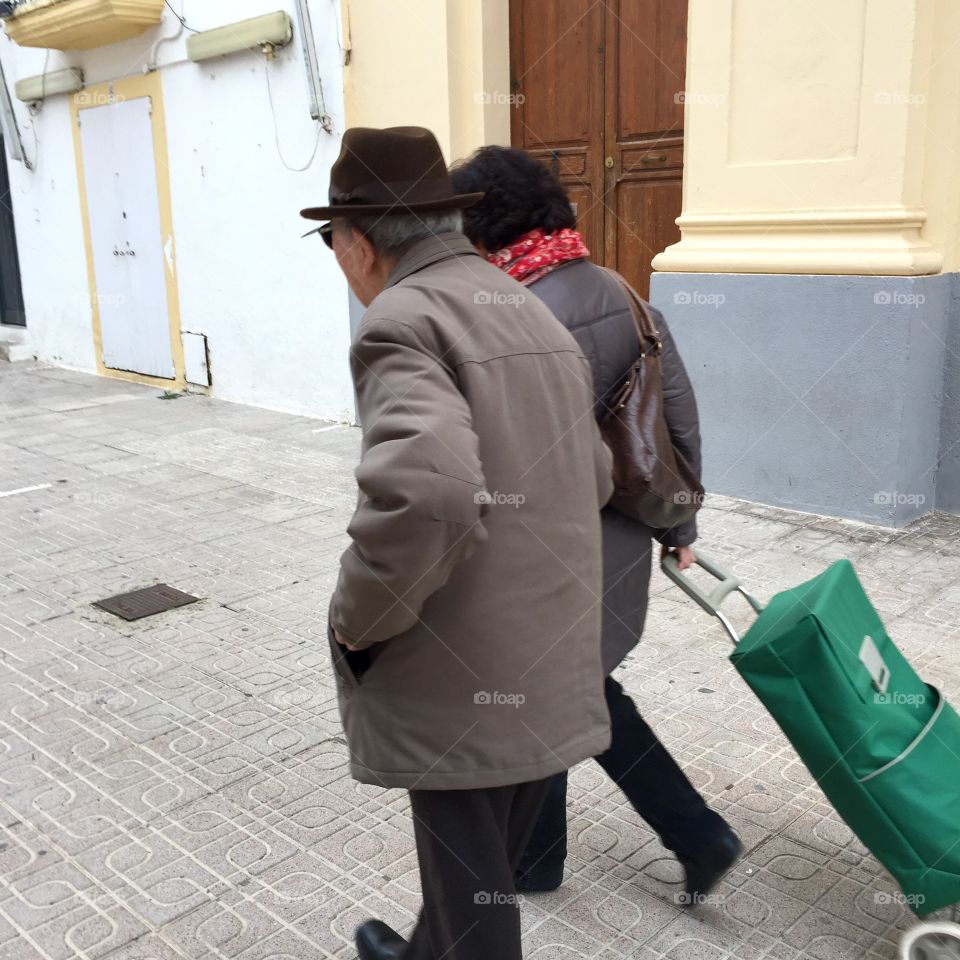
left=517, top=676, right=727, bottom=881
left=402, top=777, right=552, bottom=960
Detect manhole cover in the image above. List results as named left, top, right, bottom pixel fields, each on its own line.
left=93, top=584, right=200, bottom=621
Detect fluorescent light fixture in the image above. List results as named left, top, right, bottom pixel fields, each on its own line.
left=187, top=11, right=293, bottom=63
left=0, top=55, right=28, bottom=167
left=15, top=67, right=84, bottom=103
left=294, top=0, right=323, bottom=121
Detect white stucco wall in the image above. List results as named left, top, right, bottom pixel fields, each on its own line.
left=0, top=0, right=355, bottom=421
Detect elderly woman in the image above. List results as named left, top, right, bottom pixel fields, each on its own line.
left=451, top=147, right=742, bottom=903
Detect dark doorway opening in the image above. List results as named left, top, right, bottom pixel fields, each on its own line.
left=0, top=136, right=26, bottom=326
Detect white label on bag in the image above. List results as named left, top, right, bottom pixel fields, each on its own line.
left=859, top=635, right=891, bottom=694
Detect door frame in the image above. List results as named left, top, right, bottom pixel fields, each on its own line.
left=71, top=71, right=185, bottom=388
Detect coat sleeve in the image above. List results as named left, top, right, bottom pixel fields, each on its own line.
left=594, top=422, right=614, bottom=509
left=584, top=353, right=615, bottom=508
left=649, top=307, right=702, bottom=549
left=329, top=317, right=489, bottom=649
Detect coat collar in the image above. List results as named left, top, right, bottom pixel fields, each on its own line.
left=385, top=232, right=481, bottom=288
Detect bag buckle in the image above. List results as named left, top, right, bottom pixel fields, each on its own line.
left=859, top=635, right=891, bottom=694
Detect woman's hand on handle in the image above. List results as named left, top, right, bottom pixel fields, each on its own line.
left=661, top=545, right=697, bottom=571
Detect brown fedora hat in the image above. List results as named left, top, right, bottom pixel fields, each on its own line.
left=300, top=126, right=484, bottom=224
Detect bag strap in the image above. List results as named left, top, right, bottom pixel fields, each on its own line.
left=601, top=267, right=660, bottom=349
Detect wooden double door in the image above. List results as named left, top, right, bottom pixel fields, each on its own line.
left=509, top=0, right=687, bottom=298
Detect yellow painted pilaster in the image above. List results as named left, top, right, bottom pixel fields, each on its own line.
left=919, top=0, right=960, bottom=273
left=446, top=0, right=511, bottom=160
left=654, top=0, right=943, bottom=276
left=340, top=0, right=509, bottom=163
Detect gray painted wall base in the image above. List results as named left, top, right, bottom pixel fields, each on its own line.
left=939, top=277, right=960, bottom=513
left=649, top=272, right=959, bottom=526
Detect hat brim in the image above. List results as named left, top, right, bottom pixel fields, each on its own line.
left=300, top=191, right=484, bottom=223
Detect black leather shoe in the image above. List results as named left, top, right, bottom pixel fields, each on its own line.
left=514, top=860, right=564, bottom=893
left=679, top=830, right=744, bottom=905
left=356, top=920, right=408, bottom=960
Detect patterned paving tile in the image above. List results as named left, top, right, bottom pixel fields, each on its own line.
left=1, top=363, right=958, bottom=959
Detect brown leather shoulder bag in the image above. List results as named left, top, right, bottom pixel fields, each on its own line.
left=598, top=268, right=704, bottom=529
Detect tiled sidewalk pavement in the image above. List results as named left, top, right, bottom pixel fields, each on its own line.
left=1, top=361, right=959, bottom=960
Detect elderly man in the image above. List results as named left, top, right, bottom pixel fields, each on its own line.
left=301, top=127, right=613, bottom=960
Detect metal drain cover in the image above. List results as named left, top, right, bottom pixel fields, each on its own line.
left=93, top=583, right=200, bottom=621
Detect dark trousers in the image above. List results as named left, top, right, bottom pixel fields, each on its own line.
left=402, top=777, right=552, bottom=960
left=517, top=677, right=727, bottom=882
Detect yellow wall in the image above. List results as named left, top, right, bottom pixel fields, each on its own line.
left=340, top=0, right=509, bottom=165
left=654, top=0, right=960, bottom=276
left=340, top=0, right=960, bottom=276
left=919, top=0, right=960, bottom=272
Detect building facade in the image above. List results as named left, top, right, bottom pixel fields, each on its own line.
left=651, top=0, right=960, bottom=527
left=2, top=0, right=958, bottom=526
left=0, top=0, right=355, bottom=419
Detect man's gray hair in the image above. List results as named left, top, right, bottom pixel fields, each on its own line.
left=352, top=211, right=463, bottom=258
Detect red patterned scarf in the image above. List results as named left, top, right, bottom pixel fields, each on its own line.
left=486, top=228, right=590, bottom=286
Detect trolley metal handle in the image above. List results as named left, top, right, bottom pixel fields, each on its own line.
left=660, top=553, right=764, bottom=645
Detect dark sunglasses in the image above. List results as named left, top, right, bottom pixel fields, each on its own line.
left=301, top=223, right=335, bottom=248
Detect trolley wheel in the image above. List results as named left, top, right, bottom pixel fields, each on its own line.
left=900, top=922, right=960, bottom=960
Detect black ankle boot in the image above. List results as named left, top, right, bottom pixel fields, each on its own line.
left=515, top=858, right=565, bottom=893
left=678, top=830, right=744, bottom=906
left=356, top=919, right=408, bottom=960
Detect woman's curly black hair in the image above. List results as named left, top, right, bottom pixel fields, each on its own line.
left=450, top=146, right=576, bottom=253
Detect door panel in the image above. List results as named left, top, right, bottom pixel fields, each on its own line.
left=613, top=0, right=686, bottom=139
left=79, top=97, right=175, bottom=379
left=615, top=178, right=683, bottom=302
left=511, top=0, right=597, bottom=145
left=510, top=0, right=605, bottom=259
left=605, top=0, right=686, bottom=298
left=510, top=0, right=688, bottom=297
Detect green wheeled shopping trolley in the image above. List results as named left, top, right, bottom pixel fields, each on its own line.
left=662, top=555, right=960, bottom=959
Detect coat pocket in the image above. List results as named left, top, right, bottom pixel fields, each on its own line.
left=327, top=621, right=357, bottom=688
left=854, top=686, right=960, bottom=912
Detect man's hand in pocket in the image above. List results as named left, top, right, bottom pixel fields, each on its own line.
left=334, top=628, right=363, bottom=651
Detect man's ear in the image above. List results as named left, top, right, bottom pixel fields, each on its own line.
left=350, top=227, right=378, bottom=276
